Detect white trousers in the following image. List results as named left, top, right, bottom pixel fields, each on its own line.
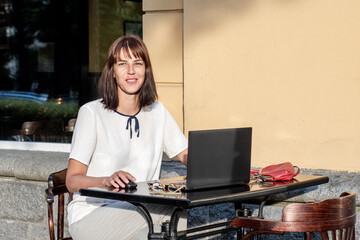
left=69, top=201, right=187, bottom=240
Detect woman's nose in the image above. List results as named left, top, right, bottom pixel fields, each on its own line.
left=128, top=64, right=135, bottom=74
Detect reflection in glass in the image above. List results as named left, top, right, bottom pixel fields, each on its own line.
left=0, top=0, right=143, bottom=143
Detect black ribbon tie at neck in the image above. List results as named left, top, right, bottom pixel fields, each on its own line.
left=114, top=109, right=141, bottom=139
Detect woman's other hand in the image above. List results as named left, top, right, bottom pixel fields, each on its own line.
left=177, top=148, right=188, bottom=167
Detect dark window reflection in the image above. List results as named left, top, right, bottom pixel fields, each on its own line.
left=0, top=0, right=143, bottom=143
left=0, top=0, right=86, bottom=142
left=1, top=0, right=84, bottom=97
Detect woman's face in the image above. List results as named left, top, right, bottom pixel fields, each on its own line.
left=113, top=48, right=145, bottom=96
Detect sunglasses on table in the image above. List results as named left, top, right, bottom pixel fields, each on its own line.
left=147, top=181, right=185, bottom=195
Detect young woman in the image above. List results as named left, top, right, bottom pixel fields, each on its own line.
left=66, top=35, right=188, bottom=239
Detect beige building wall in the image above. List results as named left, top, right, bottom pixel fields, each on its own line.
left=143, top=0, right=184, bottom=131
left=144, top=0, right=360, bottom=172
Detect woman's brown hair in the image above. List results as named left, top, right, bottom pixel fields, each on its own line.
left=98, top=35, right=158, bottom=110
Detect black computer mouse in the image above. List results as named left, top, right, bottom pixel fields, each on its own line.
left=121, top=179, right=137, bottom=190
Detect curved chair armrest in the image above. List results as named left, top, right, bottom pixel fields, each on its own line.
left=46, top=188, right=55, bottom=204
left=231, top=217, right=284, bottom=240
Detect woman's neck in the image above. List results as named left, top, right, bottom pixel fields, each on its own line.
left=116, top=92, right=140, bottom=116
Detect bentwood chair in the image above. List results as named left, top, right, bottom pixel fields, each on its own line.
left=62, top=118, right=76, bottom=143
left=45, top=169, right=73, bottom=240
left=65, top=118, right=76, bottom=133
left=231, top=191, right=356, bottom=240
left=11, top=121, right=44, bottom=141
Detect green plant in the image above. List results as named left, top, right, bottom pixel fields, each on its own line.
left=0, top=98, right=78, bottom=121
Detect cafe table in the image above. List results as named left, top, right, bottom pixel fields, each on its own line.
left=80, top=174, right=329, bottom=240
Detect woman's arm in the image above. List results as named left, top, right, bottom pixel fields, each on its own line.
left=65, top=158, right=136, bottom=192
left=176, top=148, right=188, bottom=167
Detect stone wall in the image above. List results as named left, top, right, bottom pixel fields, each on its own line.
left=0, top=150, right=359, bottom=240
left=0, top=150, right=69, bottom=240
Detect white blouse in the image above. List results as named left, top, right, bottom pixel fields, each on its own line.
left=67, top=99, right=188, bottom=225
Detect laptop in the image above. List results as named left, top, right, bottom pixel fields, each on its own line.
left=161, top=127, right=252, bottom=191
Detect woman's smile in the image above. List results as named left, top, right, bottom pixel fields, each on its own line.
left=126, top=78, right=138, bottom=84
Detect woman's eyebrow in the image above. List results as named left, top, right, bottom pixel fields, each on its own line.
left=117, top=59, right=143, bottom=62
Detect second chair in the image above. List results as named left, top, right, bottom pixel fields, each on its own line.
left=231, top=191, right=357, bottom=240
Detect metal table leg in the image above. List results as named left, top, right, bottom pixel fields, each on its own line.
left=132, top=203, right=186, bottom=240
left=234, top=196, right=270, bottom=240
left=134, top=203, right=246, bottom=240
left=167, top=207, right=185, bottom=240
left=132, top=203, right=163, bottom=239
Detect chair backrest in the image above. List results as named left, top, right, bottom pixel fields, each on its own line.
left=281, top=191, right=356, bottom=239
left=65, top=118, right=76, bottom=133
left=45, top=169, right=72, bottom=240
left=231, top=191, right=357, bottom=240
left=22, top=121, right=43, bottom=135
left=21, top=121, right=44, bottom=141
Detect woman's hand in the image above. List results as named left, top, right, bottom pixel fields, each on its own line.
left=105, top=170, right=136, bottom=188
left=66, top=158, right=136, bottom=192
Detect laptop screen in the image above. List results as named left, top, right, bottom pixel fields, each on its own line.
left=186, top=127, right=252, bottom=191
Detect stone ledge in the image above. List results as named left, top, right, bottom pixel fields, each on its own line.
left=0, top=150, right=68, bottom=181
left=0, top=150, right=180, bottom=182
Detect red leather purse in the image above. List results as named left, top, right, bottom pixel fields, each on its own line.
left=253, top=162, right=300, bottom=182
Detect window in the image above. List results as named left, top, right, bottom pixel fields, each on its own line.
left=0, top=0, right=143, bottom=144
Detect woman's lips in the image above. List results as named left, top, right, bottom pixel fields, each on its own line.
left=126, top=78, right=137, bottom=84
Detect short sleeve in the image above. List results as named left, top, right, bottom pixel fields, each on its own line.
left=162, top=107, right=188, bottom=158
left=69, top=104, right=97, bottom=165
